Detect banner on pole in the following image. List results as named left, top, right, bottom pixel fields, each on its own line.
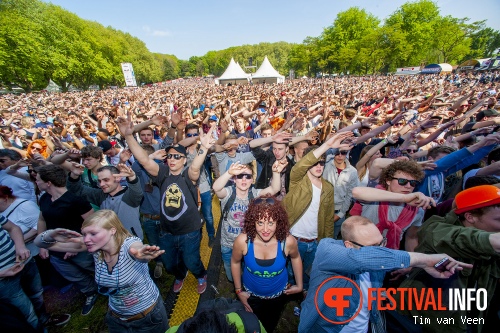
left=121, top=63, right=137, bottom=87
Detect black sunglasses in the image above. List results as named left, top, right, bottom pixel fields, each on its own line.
left=186, top=133, right=199, bottom=138
left=312, top=160, right=326, bottom=167
left=335, top=151, right=349, bottom=156
left=348, top=237, right=387, bottom=248
left=235, top=174, right=252, bottom=180
left=166, top=154, right=185, bottom=160
left=253, top=197, right=276, bottom=205
left=406, top=149, right=418, bottom=153
left=27, top=169, right=37, bottom=174
left=391, top=177, right=420, bottom=187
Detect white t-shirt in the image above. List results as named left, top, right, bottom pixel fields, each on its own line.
left=1, top=198, right=40, bottom=256
left=340, top=272, right=372, bottom=333
left=290, top=183, right=321, bottom=239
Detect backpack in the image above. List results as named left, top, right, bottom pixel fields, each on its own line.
left=220, top=185, right=255, bottom=223
left=175, top=298, right=263, bottom=333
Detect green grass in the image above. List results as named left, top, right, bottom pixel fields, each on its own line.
left=46, top=263, right=174, bottom=333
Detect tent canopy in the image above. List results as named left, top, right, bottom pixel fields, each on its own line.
left=218, top=58, right=250, bottom=81
left=421, top=63, right=452, bottom=74
left=251, top=56, right=285, bottom=83
left=458, top=58, right=490, bottom=70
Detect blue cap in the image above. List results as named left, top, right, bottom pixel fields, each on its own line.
left=209, top=115, right=218, bottom=122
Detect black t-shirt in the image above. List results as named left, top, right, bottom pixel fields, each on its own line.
left=39, top=191, right=92, bottom=258
left=150, top=164, right=202, bottom=235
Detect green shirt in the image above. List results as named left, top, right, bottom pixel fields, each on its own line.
left=397, top=211, right=500, bottom=333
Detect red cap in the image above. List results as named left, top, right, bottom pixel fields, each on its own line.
left=454, top=185, right=500, bottom=214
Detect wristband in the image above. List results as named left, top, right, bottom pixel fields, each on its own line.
left=235, top=288, right=243, bottom=294
left=171, top=125, right=177, bottom=129
left=40, top=231, right=57, bottom=244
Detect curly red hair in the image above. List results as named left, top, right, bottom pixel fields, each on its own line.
left=27, top=139, right=49, bottom=159
left=243, top=198, right=289, bottom=242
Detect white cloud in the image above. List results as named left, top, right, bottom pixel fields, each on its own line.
left=142, top=25, right=171, bottom=37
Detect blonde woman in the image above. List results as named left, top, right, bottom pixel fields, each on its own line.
left=35, top=210, right=168, bottom=333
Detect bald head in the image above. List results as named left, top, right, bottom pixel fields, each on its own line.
left=341, top=216, right=383, bottom=248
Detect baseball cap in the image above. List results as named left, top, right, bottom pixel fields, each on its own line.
left=258, top=108, right=266, bottom=113
left=259, top=101, right=267, bottom=107
left=209, top=115, right=218, bottom=122
left=165, top=144, right=187, bottom=156
left=97, top=140, right=113, bottom=153
left=483, top=109, right=500, bottom=117
left=454, top=185, right=500, bottom=214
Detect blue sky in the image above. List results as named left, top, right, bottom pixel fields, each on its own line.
left=42, top=0, right=500, bottom=60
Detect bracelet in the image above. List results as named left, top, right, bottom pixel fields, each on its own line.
left=40, top=231, right=57, bottom=244
left=235, top=288, right=243, bottom=295
left=171, top=125, right=177, bottom=129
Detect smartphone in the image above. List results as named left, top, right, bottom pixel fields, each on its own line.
left=434, top=258, right=450, bottom=272
left=333, top=111, right=341, bottom=117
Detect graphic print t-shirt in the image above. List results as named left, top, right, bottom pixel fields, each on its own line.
left=220, top=186, right=261, bottom=248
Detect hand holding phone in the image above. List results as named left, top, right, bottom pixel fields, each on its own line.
left=434, top=258, right=450, bottom=272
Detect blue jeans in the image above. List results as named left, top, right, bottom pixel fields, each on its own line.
left=158, top=229, right=206, bottom=281
left=288, top=239, right=318, bottom=291
left=105, top=295, right=169, bottom=333
left=333, top=215, right=346, bottom=240
left=221, top=245, right=233, bottom=282
left=0, top=258, right=46, bottom=331
left=141, top=216, right=161, bottom=263
left=200, top=191, right=215, bottom=237
left=50, top=251, right=97, bottom=296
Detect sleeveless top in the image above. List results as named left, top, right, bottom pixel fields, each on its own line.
left=242, top=239, right=288, bottom=298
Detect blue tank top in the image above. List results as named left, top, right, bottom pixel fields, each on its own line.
left=242, top=239, right=288, bottom=298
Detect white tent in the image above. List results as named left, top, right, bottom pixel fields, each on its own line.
left=217, top=58, right=251, bottom=85
left=251, top=56, right=285, bottom=84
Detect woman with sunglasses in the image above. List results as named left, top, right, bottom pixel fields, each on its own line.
left=34, top=210, right=169, bottom=333
left=213, top=160, right=286, bottom=282
left=231, top=198, right=302, bottom=333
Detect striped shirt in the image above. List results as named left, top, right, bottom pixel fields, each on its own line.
left=93, top=237, right=158, bottom=316
left=0, top=215, right=16, bottom=272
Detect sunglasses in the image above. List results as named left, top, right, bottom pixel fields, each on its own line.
left=166, top=154, right=185, bottom=160
left=235, top=174, right=252, bottom=180
left=27, top=169, right=36, bottom=174
left=312, top=160, right=326, bottom=167
left=253, top=197, right=276, bottom=205
left=349, top=237, right=387, bottom=248
left=186, top=133, right=199, bottom=138
left=335, top=151, right=349, bottom=156
left=406, top=149, right=418, bottom=153
left=391, top=177, right=420, bottom=187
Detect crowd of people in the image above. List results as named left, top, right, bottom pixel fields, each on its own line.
left=1, top=70, right=500, bottom=333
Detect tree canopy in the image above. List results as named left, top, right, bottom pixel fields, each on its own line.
left=0, top=0, right=499, bottom=91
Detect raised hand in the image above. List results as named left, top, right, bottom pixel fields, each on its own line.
left=67, top=148, right=82, bottom=160
left=272, top=159, right=288, bottom=173
left=199, top=126, right=216, bottom=149
left=69, top=161, right=85, bottom=177
left=171, top=111, right=182, bottom=126
left=129, top=244, right=165, bottom=261
left=119, top=148, right=132, bottom=163
left=326, top=131, right=354, bottom=149
left=228, top=162, right=250, bottom=176
left=272, top=131, right=293, bottom=144
left=150, top=149, right=167, bottom=161
left=116, top=163, right=135, bottom=179
left=151, top=115, right=168, bottom=126
left=115, top=112, right=134, bottom=137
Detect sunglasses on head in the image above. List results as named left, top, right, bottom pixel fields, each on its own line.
left=335, top=151, right=348, bottom=156
left=186, top=133, right=199, bottom=138
left=166, top=154, right=185, bottom=160
left=235, top=174, right=252, bottom=180
left=253, top=197, right=276, bottom=205
left=312, top=160, right=326, bottom=167
left=391, top=177, right=420, bottom=187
